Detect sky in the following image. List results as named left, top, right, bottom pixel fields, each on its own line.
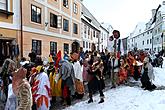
left=83, top=0, right=163, bottom=38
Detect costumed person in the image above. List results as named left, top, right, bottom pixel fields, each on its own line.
left=63, top=51, right=69, bottom=61
left=28, top=49, right=36, bottom=63
left=139, top=50, right=146, bottom=63
left=118, top=58, right=128, bottom=84
left=5, top=76, right=17, bottom=110
left=87, top=54, right=105, bottom=104
left=112, top=30, right=124, bottom=59
left=141, top=57, right=156, bottom=91
left=47, top=54, right=54, bottom=77
left=0, top=58, right=16, bottom=108
left=59, top=59, right=75, bottom=106
left=71, top=53, right=84, bottom=99
left=82, top=58, right=89, bottom=92
left=12, top=67, right=32, bottom=110
left=31, top=66, right=51, bottom=110
left=49, top=51, right=62, bottom=103
left=110, top=53, right=120, bottom=88
left=133, top=56, right=143, bottom=81
left=127, top=51, right=135, bottom=77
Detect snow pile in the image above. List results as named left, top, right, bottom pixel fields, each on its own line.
left=65, top=58, right=165, bottom=110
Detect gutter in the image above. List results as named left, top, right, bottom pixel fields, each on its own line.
left=20, top=0, right=23, bottom=57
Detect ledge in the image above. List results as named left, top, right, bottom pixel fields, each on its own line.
left=0, top=9, right=14, bottom=16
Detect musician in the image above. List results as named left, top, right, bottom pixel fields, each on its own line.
left=87, top=53, right=105, bottom=104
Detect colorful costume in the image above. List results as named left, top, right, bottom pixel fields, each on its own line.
left=12, top=67, right=32, bottom=110
left=32, top=66, right=51, bottom=110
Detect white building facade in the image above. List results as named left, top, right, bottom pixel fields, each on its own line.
left=81, top=4, right=100, bottom=52
left=128, top=1, right=165, bottom=53
left=99, top=25, right=109, bottom=52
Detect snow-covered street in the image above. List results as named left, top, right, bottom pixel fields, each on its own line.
left=65, top=59, right=165, bottom=110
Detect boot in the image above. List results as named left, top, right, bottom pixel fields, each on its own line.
left=88, top=98, right=93, bottom=103
left=98, top=98, right=104, bottom=104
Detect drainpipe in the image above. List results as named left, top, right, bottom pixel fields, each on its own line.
left=20, top=0, right=23, bottom=57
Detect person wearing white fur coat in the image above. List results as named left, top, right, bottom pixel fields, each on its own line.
left=141, top=57, right=156, bottom=91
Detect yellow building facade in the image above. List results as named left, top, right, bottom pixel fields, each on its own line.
left=0, top=0, right=82, bottom=64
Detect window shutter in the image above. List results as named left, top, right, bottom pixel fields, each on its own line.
left=57, top=15, right=62, bottom=28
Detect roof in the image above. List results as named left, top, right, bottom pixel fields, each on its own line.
left=82, top=4, right=101, bottom=30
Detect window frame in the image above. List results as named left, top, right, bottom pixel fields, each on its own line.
left=31, top=4, right=41, bottom=24
left=64, top=43, right=69, bottom=54
left=73, top=23, right=78, bottom=34
left=73, top=3, right=78, bottom=14
left=63, top=0, right=69, bottom=8
left=63, top=18, right=69, bottom=32
left=50, top=12, right=58, bottom=28
left=32, top=39, right=42, bottom=55
left=50, top=41, right=57, bottom=55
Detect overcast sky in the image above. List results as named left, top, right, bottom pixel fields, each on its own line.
left=83, top=0, right=163, bottom=38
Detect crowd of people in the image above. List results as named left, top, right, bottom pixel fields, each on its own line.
left=0, top=48, right=163, bottom=110
left=0, top=30, right=164, bottom=110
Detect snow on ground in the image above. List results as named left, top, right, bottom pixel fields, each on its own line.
left=65, top=58, right=165, bottom=110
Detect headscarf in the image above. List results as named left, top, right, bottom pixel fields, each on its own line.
left=12, top=67, right=27, bottom=95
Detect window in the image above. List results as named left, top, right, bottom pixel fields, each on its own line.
left=50, top=13, right=57, bottom=28
left=73, top=23, right=78, bottom=34
left=64, top=43, right=69, bottom=54
left=96, top=32, right=99, bottom=38
left=158, top=27, right=161, bottom=33
left=147, top=39, right=149, bottom=44
left=50, top=42, right=57, bottom=55
left=150, top=39, right=152, bottom=44
left=83, top=41, right=85, bottom=48
left=93, top=30, right=95, bottom=37
left=73, top=3, right=78, bottom=14
left=0, top=0, right=6, bottom=10
left=89, top=43, right=90, bottom=48
left=63, top=18, right=69, bottom=31
left=31, top=5, right=41, bottom=24
left=88, top=27, right=90, bottom=35
left=32, top=39, right=42, bottom=55
left=142, top=41, right=144, bottom=45
left=63, top=0, right=68, bottom=8
left=84, top=25, right=87, bottom=34
left=86, top=42, right=88, bottom=48
left=154, top=48, right=156, bottom=51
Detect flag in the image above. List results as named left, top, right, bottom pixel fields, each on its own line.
left=152, top=4, right=161, bottom=24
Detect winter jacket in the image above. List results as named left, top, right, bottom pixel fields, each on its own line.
left=141, top=63, right=155, bottom=81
